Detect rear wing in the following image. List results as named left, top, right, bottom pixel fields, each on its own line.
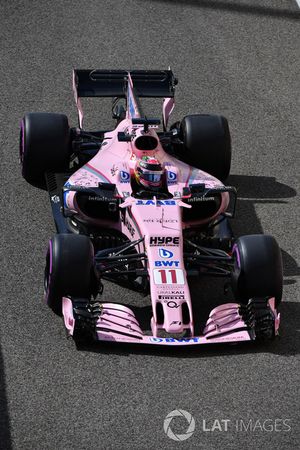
left=73, top=69, right=177, bottom=128
left=73, top=69, right=177, bottom=98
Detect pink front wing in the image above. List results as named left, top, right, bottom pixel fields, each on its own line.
left=62, top=297, right=280, bottom=345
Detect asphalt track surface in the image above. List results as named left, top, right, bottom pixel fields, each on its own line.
left=0, top=1, right=299, bottom=449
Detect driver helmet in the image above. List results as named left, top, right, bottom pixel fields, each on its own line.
left=135, top=156, right=164, bottom=189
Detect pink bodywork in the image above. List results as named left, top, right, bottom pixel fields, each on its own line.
left=61, top=72, right=280, bottom=345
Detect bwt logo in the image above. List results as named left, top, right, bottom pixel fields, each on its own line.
left=159, top=248, right=173, bottom=258
left=136, top=200, right=176, bottom=206
left=120, top=171, right=130, bottom=182
left=155, top=261, right=179, bottom=267
left=167, top=171, right=177, bottom=182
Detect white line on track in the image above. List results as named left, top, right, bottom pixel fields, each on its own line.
left=295, top=0, right=300, bottom=8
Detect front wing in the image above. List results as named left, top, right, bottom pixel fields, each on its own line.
left=62, top=297, right=280, bottom=346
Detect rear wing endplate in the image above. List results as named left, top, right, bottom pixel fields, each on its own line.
left=73, top=69, right=177, bottom=98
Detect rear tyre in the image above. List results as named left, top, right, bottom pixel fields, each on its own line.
left=172, top=114, right=231, bottom=182
left=44, top=234, right=94, bottom=316
left=231, top=234, right=283, bottom=307
left=20, top=112, right=71, bottom=189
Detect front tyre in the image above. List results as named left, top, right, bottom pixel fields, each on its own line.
left=231, top=234, right=283, bottom=307
left=44, top=234, right=95, bottom=316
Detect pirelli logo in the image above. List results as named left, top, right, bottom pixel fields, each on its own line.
left=158, top=295, right=185, bottom=300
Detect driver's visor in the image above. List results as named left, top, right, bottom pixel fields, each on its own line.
left=142, top=173, right=162, bottom=182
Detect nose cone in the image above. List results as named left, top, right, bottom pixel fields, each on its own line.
left=165, top=319, right=184, bottom=333
left=162, top=300, right=185, bottom=333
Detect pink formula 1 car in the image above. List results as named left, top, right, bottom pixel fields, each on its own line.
left=20, top=70, right=283, bottom=346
